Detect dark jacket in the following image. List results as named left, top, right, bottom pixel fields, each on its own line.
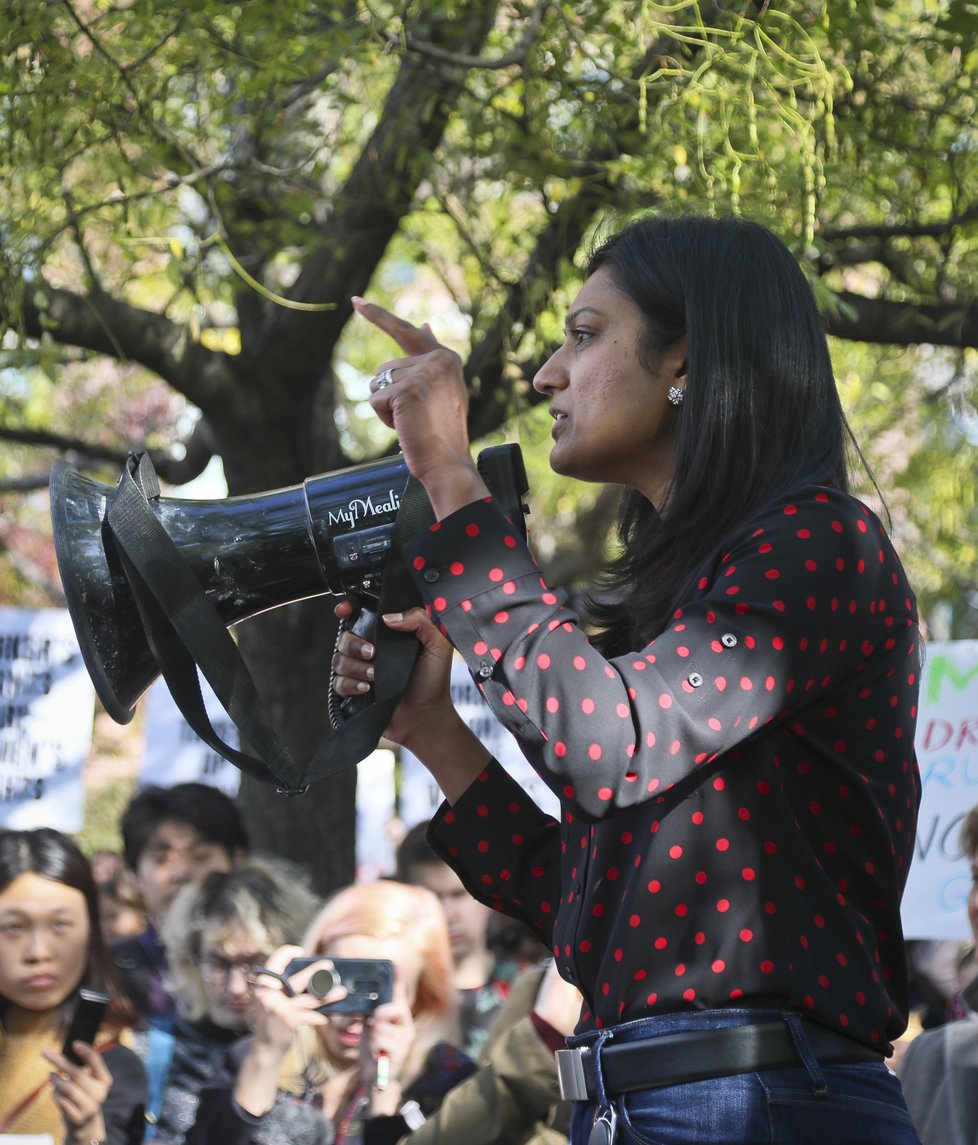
left=393, top=964, right=570, bottom=1145
left=100, top=1043, right=150, bottom=1145
left=111, top=925, right=173, bottom=1023
left=187, top=1039, right=476, bottom=1145
left=143, top=1015, right=242, bottom=1144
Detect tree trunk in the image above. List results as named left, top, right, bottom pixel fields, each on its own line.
left=235, top=599, right=357, bottom=900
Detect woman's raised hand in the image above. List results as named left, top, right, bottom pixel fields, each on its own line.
left=42, top=1040, right=112, bottom=1145
left=353, top=297, right=490, bottom=519
left=251, top=944, right=344, bottom=1052
left=360, top=978, right=417, bottom=1116
left=234, top=944, right=346, bottom=1118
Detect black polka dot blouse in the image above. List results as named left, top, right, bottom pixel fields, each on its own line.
left=404, top=484, right=921, bottom=1051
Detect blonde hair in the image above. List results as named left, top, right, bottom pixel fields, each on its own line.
left=278, top=880, right=458, bottom=1094
left=163, top=856, right=320, bottom=1022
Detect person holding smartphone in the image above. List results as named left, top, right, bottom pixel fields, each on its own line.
left=0, top=827, right=146, bottom=1145
left=145, top=858, right=321, bottom=1144
left=188, top=879, right=477, bottom=1145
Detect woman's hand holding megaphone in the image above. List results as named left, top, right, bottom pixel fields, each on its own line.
left=332, top=599, right=488, bottom=800
left=352, top=296, right=492, bottom=520
left=332, top=299, right=498, bottom=797
left=332, top=590, right=471, bottom=769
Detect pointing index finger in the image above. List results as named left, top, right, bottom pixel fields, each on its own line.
left=352, top=296, right=439, bottom=356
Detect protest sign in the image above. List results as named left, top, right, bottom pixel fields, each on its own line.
left=902, top=640, right=978, bottom=939
left=141, top=677, right=396, bottom=878
left=0, top=608, right=94, bottom=831
left=355, top=749, right=397, bottom=881
left=141, top=677, right=242, bottom=796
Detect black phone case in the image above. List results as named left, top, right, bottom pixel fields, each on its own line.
left=283, top=956, right=394, bottom=1014
left=62, top=988, right=110, bottom=1064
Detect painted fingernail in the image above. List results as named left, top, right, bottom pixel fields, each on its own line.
left=361, top=642, right=375, bottom=659
left=365, top=666, right=375, bottom=681
left=356, top=681, right=371, bottom=693
left=383, top=612, right=404, bottom=623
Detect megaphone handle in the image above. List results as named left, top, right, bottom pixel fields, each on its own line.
left=328, top=604, right=379, bottom=728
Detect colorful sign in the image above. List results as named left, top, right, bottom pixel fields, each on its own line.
left=902, top=640, right=978, bottom=939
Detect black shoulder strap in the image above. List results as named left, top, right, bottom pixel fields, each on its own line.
left=105, top=453, right=432, bottom=793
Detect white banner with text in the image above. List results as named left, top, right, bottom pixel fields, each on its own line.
left=399, top=657, right=561, bottom=830
left=901, top=640, right=978, bottom=939
left=0, top=608, right=94, bottom=831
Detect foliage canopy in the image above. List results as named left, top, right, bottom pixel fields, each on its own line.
left=1, top=0, right=975, bottom=884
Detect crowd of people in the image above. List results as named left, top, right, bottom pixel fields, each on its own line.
left=6, top=784, right=977, bottom=1145
left=2, top=213, right=972, bottom=1145
left=1, top=782, right=581, bottom=1145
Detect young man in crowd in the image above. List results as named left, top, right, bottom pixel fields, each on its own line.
left=112, top=782, right=249, bottom=1023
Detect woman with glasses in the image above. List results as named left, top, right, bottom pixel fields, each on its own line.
left=188, top=879, right=477, bottom=1145
left=145, top=858, right=319, bottom=1144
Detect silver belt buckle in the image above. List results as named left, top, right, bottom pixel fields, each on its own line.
left=556, top=1046, right=591, bottom=1101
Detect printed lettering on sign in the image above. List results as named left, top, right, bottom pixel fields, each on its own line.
left=141, top=678, right=242, bottom=795
left=903, top=641, right=978, bottom=938
left=0, top=608, right=95, bottom=831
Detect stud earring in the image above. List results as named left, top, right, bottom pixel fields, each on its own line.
left=667, top=386, right=685, bottom=407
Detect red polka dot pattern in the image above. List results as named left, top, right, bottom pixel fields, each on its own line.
left=410, top=487, right=920, bottom=1049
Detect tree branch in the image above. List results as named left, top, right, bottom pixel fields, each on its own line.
left=383, top=0, right=548, bottom=71
left=18, top=284, right=237, bottom=417
left=0, top=424, right=130, bottom=462
left=0, top=415, right=217, bottom=485
left=824, top=292, right=978, bottom=349
left=0, top=472, right=53, bottom=494
left=59, top=0, right=206, bottom=176
left=249, top=0, right=504, bottom=382
left=61, top=185, right=104, bottom=294
left=820, top=203, right=978, bottom=243
left=465, top=14, right=712, bottom=437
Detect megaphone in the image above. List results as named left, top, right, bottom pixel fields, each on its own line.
left=50, top=446, right=529, bottom=726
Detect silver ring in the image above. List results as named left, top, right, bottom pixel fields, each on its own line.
left=373, top=367, right=395, bottom=391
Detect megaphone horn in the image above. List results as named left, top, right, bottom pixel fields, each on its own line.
left=50, top=446, right=528, bottom=726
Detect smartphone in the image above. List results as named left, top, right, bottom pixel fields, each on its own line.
left=62, top=988, right=110, bottom=1064
left=284, top=956, right=394, bottom=1015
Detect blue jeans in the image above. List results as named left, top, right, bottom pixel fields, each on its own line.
left=566, top=1008, right=921, bottom=1145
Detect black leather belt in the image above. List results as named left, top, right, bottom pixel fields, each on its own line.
left=555, top=1019, right=883, bottom=1101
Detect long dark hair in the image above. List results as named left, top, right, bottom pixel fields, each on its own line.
left=0, top=828, right=138, bottom=1033
left=584, top=214, right=856, bottom=653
